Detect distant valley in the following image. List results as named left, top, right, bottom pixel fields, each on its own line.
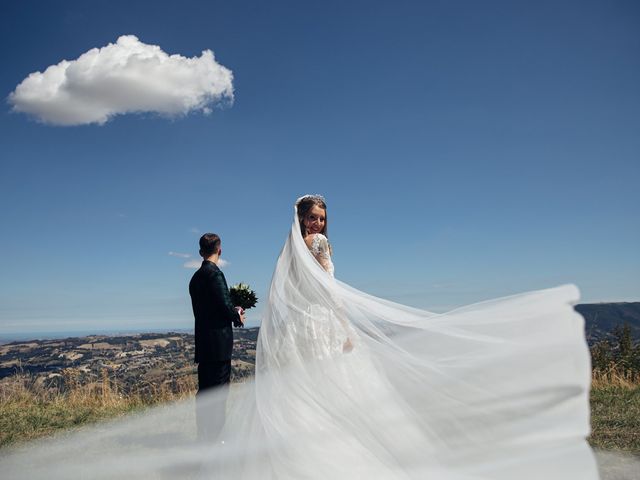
left=0, top=329, right=259, bottom=393
left=577, top=302, right=640, bottom=343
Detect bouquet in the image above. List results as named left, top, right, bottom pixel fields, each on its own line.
left=229, top=283, right=258, bottom=311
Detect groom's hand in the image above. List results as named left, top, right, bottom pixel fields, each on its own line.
left=234, top=307, right=245, bottom=328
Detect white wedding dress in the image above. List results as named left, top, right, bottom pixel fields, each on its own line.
left=0, top=199, right=601, bottom=479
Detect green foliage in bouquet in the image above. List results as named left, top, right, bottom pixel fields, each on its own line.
left=229, top=283, right=258, bottom=310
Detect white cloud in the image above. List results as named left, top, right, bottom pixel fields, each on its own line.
left=8, top=35, right=234, bottom=126
left=168, top=251, right=191, bottom=258
left=189, top=228, right=201, bottom=234
left=218, top=259, right=229, bottom=268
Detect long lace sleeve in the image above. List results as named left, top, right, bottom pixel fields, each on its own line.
left=309, top=234, right=334, bottom=276
left=307, top=233, right=353, bottom=350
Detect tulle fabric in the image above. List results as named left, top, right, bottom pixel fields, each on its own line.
left=0, top=202, right=601, bottom=479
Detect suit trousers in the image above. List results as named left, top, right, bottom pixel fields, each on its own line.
left=197, top=360, right=231, bottom=391
left=196, top=360, right=232, bottom=442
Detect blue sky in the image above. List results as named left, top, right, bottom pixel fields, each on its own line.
left=1, top=0, right=638, bottom=336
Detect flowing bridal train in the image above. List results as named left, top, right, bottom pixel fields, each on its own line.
left=1, top=195, right=599, bottom=479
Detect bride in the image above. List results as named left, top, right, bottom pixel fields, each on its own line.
left=248, top=194, right=599, bottom=479
left=1, top=194, right=599, bottom=480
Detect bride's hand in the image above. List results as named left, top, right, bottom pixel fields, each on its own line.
left=343, top=338, right=353, bottom=353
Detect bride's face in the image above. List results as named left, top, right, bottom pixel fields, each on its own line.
left=303, top=205, right=326, bottom=235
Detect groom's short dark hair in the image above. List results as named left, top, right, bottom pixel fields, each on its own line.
left=199, top=233, right=221, bottom=258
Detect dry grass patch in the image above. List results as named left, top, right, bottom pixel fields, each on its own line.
left=0, top=370, right=196, bottom=448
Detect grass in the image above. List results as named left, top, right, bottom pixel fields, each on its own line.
left=0, top=369, right=196, bottom=448
left=1, top=369, right=639, bottom=453
left=589, top=370, right=640, bottom=453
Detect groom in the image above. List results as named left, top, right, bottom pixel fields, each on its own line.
left=189, top=233, right=245, bottom=440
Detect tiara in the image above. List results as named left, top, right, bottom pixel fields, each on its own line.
left=295, top=194, right=326, bottom=206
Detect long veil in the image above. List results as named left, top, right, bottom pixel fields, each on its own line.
left=1, top=199, right=602, bottom=479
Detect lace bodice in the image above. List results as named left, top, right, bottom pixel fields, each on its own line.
left=308, top=233, right=334, bottom=277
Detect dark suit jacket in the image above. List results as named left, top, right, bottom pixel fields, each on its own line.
left=189, top=260, right=241, bottom=363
